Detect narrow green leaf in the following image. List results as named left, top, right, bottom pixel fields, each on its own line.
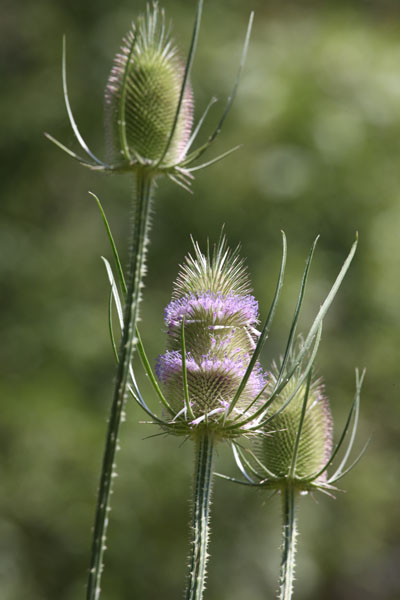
left=276, top=237, right=319, bottom=387
left=181, top=318, right=195, bottom=421
left=44, top=132, right=96, bottom=166
left=289, top=370, right=312, bottom=479
left=91, top=192, right=127, bottom=295
left=330, top=368, right=365, bottom=479
left=108, top=290, right=119, bottom=363
left=183, top=96, right=218, bottom=156
left=135, top=329, right=176, bottom=417
left=214, top=472, right=256, bottom=487
left=298, top=236, right=358, bottom=365
left=227, top=231, right=287, bottom=417
left=309, top=392, right=359, bottom=482
left=187, top=145, right=241, bottom=172
left=232, top=444, right=257, bottom=484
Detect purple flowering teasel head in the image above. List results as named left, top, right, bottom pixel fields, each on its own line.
left=154, top=235, right=269, bottom=438
left=163, top=291, right=260, bottom=360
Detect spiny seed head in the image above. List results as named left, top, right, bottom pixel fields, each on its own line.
left=156, top=236, right=267, bottom=437
left=105, top=3, right=193, bottom=167
left=258, top=367, right=333, bottom=489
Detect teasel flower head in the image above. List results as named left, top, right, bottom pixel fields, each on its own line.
left=104, top=3, right=193, bottom=168
left=104, top=232, right=357, bottom=444
left=258, top=365, right=333, bottom=490
left=46, top=1, right=254, bottom=190
left=223, top=360, right=366, bottom=496
left=154, top=235, right=269, bottom=439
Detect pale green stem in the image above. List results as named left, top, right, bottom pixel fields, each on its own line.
left=185, top=432, right=216, bottom=600
left=279, top=483, right=298, bottom=600
left=86, top=169, right=154, bottom=600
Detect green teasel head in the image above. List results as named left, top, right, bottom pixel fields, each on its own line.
left=46, top=1, right=255, bottom=189
left=223, top=365, right=365, bottom=496
left=105, top=3, right=193, bottom=167
left=259, top=366, right=333, bottom=488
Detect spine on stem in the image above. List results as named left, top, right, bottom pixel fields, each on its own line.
left=86, top=169, right=154, bottom=600
left=186, top=432, right=216, bottom=600
left=279, top=483, right=298, bottom=600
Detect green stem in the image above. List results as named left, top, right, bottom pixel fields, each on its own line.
left=279, top=483, right=298, bottom=600
left=86, top=170, right=154, bottom=600
left=185, top=432, right=216, bottom=600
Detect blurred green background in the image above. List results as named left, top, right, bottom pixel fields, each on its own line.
left=1, top=0, right=400, bottom=598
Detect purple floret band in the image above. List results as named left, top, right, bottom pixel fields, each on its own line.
left=155, top=350, right=267, bottom=396
left=164, top=292, right=259, bottom=328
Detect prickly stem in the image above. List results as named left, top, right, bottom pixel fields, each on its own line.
left=185, top=432, right=215, bottom=600
left=86, top=170, right=154, bottom=600
left=279, top=483, right=298, bottom=600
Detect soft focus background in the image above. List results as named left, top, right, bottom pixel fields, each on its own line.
left=1, top=0, right=400, bottom=598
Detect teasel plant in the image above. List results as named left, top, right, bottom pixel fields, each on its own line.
left=218, top=348, right=367, bottom=600
left=46, top=3, right=254, bottom=599
left=97, top=199, right=357, bottom=599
